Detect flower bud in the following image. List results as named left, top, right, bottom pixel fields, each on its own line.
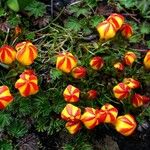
left=144, top=50, right=150, bottom=70
left=65, top=121, right=82, bottom=134
left=0, top=86, right=13, bottom=109
left=113, top=83, right=131, bottom=100
left=81, top=107, right=101, bottom=129
left=96, top=20, right=116, bottom=40
left=71, top=66, right=87, bottom=79
left=107, top=13, right=124, bottom=31
left=15, top=25, right=22, bottom=36
left=123, top=78, right=140, bottom=89
left=114, top=62, right=124, bottom=71
left=99, top=103, right=118, bottom=123
left=61, top=104, right=81, bottom=122
left=0, top=45, right=16, bottom=64
left=15, top=69, right=39, bottom=97
left=15, top=41, right=38, bottom=65
left=56, top=52, right=77, bottom=73
left=87, top=90, right=98, bottom=100
left=115, top=114, right=137, bottom=136
left=120, top=23, right=133, bottom=38
left=124, top=51, right=137, bottom=66
left=63, top=85, right=80, bottom=103
left=90, top=56, right=104, bottom=70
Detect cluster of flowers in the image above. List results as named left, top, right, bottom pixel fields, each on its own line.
left=96, top=13, right=133, bottom=40
left=0, top=41, right=39, bottom=109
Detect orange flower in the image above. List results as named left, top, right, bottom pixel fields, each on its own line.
left=120, top=23, right=133, bottom=38
left=87, top=90, right=98, bottom=100
left=99, top=103, right=118, bottom=123
left=114, top=62, right=124, bottom=71
left=113, top=83, right=131, bottom=100
left=81, top=107, right=101, bottom=129
left=124, top=51, right=137, bottom=66
left=65, top=121, right=82, bottom=134
left=0, top=86, right=13, bottom=109
left=63, top=85, right=80, bottom=103
left=90, top=56, right=104, bottom=70
left=0, top=45, right=16, bottom=64
left=96, top=20, right=116, bottom=40
left=61, top=104, right=81, bottom=122
left=15, top=70, right=39, bottom=97
left=71, top=66, right=87, bottom=79
left=115, top=114, right=137, bottom=136
left=123, top=78, right=140, bottom=89
left=15, top=25, right=22, bottom=36
left=15, top=41, right=38, bottom=65
left=107, top=13, right=124, bottom=31
left=144, top=50, right=150, bottom=70
left=56, top=52, right=77, bottom=73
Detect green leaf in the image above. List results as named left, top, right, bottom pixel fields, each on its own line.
left=119, top=0, right=136, bottom=8
left=76, top=7, right=91, bottom=17
left=0, top=8, right=6, bottom=17
left=90, top=15, right=105, bottom=27
left=25, top=32, right=36, bottom=40
left=7, top=0, right=19, bottom=12
left=50, top=68, right=63, bottom=81
left=0, top=112, right=12, bottom=128
left=6, top=69, right=18, bottom=79
left=140, top=22, right=150, bottom=34
left=0, top=140, right=13, bottom=150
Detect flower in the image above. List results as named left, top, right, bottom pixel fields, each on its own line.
left=113, top=83, right=131, bottom=100
left=71, top=66, right=87, bottom=79
left=15, top=25, right=22, bottom=36
left=81, top=107, right=101, bottom=129
left=120, top=23, right=133, bottom=38
left=63, top=85, right=80, bottom=103
left=124, top=51, right=137, bottom=66
left=99, top=103, right=118, bottom=123
left=114, top=62, right=124, bottom=71
left=61, top=104, right=81, bottom=122
left=15, top=41, right=38, bottom=65
left=15, top=69, right=39, bottom=97
left=0, top=86, right=13, bottom=109
left=123, top=78, right=140, bottom=89
left=87, top=90, right=98, bottom=100
left=115, top=114, right=137, bottom=136
left=96, top=20, right=116, bottom=40
left=65, top=121, right=82, bottom=134
left=90, top=56, right=104, bottom=70
left=0, top=45, right=16, bottom=64
left=56, top=52, right=77, bottom=73
left=144, top=50, right=150, bottom=70
left=107, top=13, right=124, bottom=31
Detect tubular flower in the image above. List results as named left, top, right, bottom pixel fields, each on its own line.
left=0, top=45, right=16, bottom=64
left=115, top=114, right=137, bottom=136
left=113, top=83, right=131, bottom=100
left=96, top=20, right=116, bottom=40
left=124, top=51, right=137, bottom=66
left=63, top=85, right=80, bottom=103
left=71, top=66, right=87, bottom=79
left=123, top=78, right=140, bottom=89
left=81, top=107, right=101, bottom=129
left=15, top=41, right=38, bottom=65
left=120, top=23, right=133, bottom=38
left=0, top=86, right=13, bottom=109
left=144, top=50, right=150, bottom=70
left=65, top=121, right=82, bottom=134
left=99, top=103, right=118, bottom=124
left=90, top=56, right=104, bottom=70
left=87, top=90, right=98, bottom=100
left=107, top=13, right=124, bottom=31
left=15, top=70, right=39, bottom=97
left=56, top=52, right=77, bottom=73
left=61, top=104, right=81, bottom=122
left=114, top=62, right=124, bottom=71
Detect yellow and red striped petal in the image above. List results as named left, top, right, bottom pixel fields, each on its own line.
left=144, top=50, right=150, bottom=70
left=114, top=62, right=124, bottom=71
left=90, top=56, right=104, bottom=70
left=15, top=41, right=38, bottom=65
left=107, top=13, right=124, bottom=31
left=56, top=52, right=77, bottom=73
left=65, top=121, right=82, bottom=134
left=99, top=103, right=118, bottom=123
left=87, top=90, right=98, bottom=100
left=120, top=23, right=133, bottom=38
left=15, top=70, right=39, bottom=97
left=115, top=114, right=137, bottom=136
left=113, top=83, right=131, bottom=100
left=81, top=107, right=101, bottom=129
left=96, top=20, right=116, bottom=40
left=0, top=45, right=16, bottom=64
left=123, top=78, right=140, bottom=89
left=61, top=104, right=81, bottom=122
left=63, top=85, right=80, bottom=103
left=124, top=51, right=137, bottom=66
left=0, top=86, right=13, bottom=109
